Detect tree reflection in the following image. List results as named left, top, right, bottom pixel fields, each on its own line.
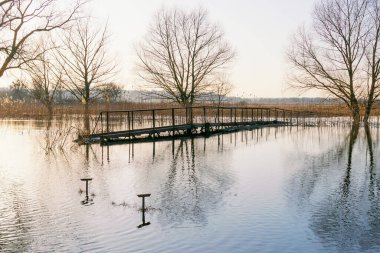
left=158, top=138, right=233, bottom=226
left=290, top=125, right=380, bottom=251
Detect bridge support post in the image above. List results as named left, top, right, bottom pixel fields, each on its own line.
left=172, top=108, right=175, bottom=136
left=152, top=110, right=155, bottom=130
left=203, top=106, right=206, bottom=124
left=106, top=112, right=109, bottom=133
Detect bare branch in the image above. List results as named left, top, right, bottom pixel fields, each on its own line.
left=136, top=7, right=235, bottom=106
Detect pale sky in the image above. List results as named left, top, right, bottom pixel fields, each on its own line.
left=1, top=0, right=317, bottom=98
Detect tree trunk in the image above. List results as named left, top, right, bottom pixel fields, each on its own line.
left=84, top=102, right=90, bottom=135
left=351, top=100, right=361, bottom=123
left=47, top=103, right=53, bottom=117
left=364, top=99, right=373, bottom=124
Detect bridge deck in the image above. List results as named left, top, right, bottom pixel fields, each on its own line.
left=77, top=105, right=316, bottom=145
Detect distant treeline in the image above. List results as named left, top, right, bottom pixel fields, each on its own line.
left=0, top=87, right=367, bottom=105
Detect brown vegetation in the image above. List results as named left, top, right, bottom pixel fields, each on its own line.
left=1, top=100, right=379, bottom=119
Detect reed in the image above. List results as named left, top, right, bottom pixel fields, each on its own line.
left=1, top=100, right=379, bottom=118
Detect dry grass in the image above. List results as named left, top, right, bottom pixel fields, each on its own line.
left=1, top=100, right=380, bottom=118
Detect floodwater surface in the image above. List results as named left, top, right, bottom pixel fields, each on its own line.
left=0, top=119, right=379, bottom=252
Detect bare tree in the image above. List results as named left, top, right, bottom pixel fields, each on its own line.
left=94, top=82, right=123, bottom=103
left=9, top=78, right=28, bottom=100
left=0, top=0, right=83, bottom=78
left=57, top=18, right=116, bottom=113
left=364, top=0, right=380, bottom=122
left=25, top=42, right=62, bottom=115
left=212, top=75, right=233, bottom=106
left=288, top=0, right=370, bottom=123
left=136, top=8, right=235, bottom=106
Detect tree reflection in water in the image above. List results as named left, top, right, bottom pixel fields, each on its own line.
left=158, top=138, right=234, bottom=226
left=289, top=125, right=380, bottom=252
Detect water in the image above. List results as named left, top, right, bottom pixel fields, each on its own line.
left=0, top=119, right=379, bottom=252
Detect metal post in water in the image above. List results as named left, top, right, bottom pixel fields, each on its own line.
left=137, top=194, right=151, bottom=228
left=137, top=194, right=151, bottom=211
left=81, top=178, right=93, bottom=199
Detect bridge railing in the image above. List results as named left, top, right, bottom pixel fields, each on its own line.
left=91, top=106, right=318, bottom=135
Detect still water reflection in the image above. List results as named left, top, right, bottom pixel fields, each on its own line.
left=0, top=119, right=379, bottom=252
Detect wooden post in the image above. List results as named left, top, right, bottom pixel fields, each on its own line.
left=241, top=108, right=244, bottom=122
left=221, top=108, right=224, bottom=123
left=260, top=109, right=263, bottom=121
left=234, top=108, right=237, bottom=123
left=251, top=108, right=254, bottom=122
left=203, top=106, right=206, bottom=124
left=172, top=108, right=175, bottom=136
left=172, top=108, right=175, bottom=126
left=128, top=111, right=131, bottom=131
left=152, top=110, right=156, bottom=130
left=190, top=106, right=193, bottom=124
left=217, top=107, right=220, bottom=123
left=185, top=107, right=188, bottom=124
left=230, top=108, right=233, bottom=123
left=106, top=112, right=109, bottom=133
left=256, top=108, right=259, bottom=121
left=131, top=111, right=134, bottom=130
left=100, top=112, right=103, bottom=134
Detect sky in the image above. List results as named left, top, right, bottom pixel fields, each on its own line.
left=1, top=0, right=317, bottom=98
